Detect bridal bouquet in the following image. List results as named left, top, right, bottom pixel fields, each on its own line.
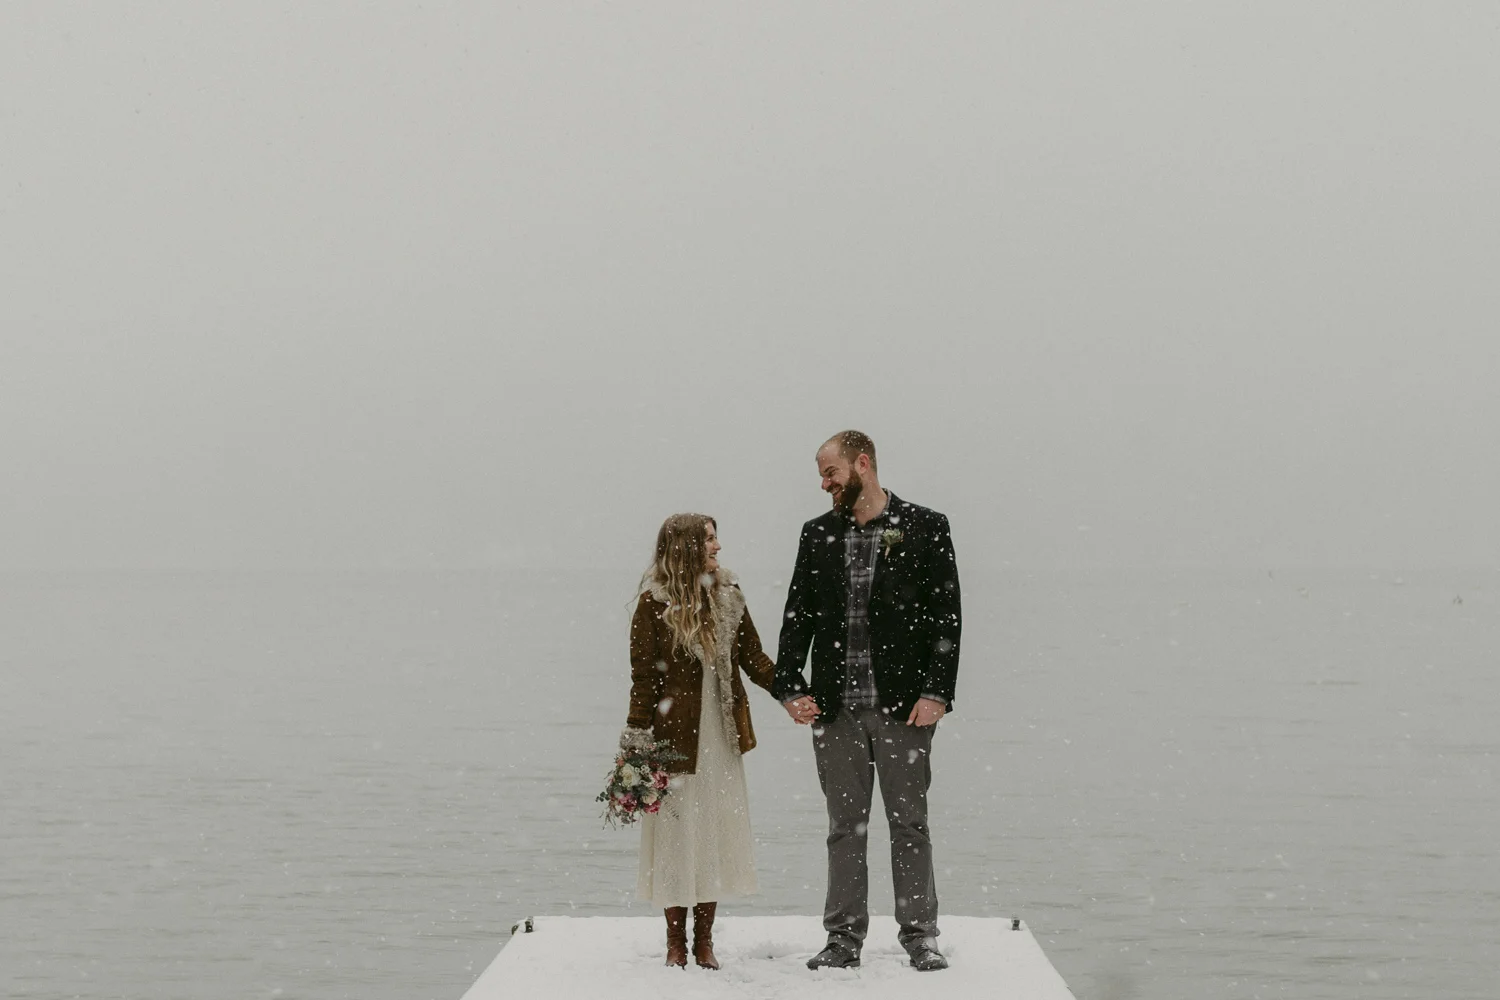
left=598, top=729, right=685, bottom=829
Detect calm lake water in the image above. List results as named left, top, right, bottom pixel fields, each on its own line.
left=3, top=568, right=1496, bottom=1000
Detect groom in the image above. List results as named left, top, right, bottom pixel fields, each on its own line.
left=774, top=430, right=962, bottom=973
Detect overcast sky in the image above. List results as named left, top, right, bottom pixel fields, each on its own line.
left=3, top=3, right=1497, bottom=576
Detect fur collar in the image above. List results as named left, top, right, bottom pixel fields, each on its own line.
left=641, top=567, right=738, bottom=604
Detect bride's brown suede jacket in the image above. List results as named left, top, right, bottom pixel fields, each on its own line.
left=625, top=573, right=777, bottom=774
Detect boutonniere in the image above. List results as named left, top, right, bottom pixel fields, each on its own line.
left=881, top=528, right=904, bottom=557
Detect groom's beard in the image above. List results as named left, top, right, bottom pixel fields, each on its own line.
left=830, top=472, right=864, bottom=515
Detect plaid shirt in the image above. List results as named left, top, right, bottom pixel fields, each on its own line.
left=840, top=503, right=892, bottom=709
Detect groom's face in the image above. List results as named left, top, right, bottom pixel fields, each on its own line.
left=817, top=447, right=864, bottom=515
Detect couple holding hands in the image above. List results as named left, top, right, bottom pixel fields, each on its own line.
left=620, top=430, right=962, bottom=972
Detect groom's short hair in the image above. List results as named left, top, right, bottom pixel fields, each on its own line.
left=823, top=430, right=878, bottom=473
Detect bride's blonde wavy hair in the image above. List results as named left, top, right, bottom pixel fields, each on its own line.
left=640, top=513, right=720, bottom=662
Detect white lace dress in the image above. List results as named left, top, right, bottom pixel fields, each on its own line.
left=636, top=661, right=759, bottom=908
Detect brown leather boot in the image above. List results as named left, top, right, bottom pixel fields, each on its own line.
left=692, top=901, right=720, bottom=969
left=664, top=907, right=688, bottom=967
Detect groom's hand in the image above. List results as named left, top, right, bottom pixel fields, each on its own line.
left=907, top=697, right=946, bottom=727
left=784, top=696, right=820, bottom=725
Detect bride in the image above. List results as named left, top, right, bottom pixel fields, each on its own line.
left=621, top=513, right=777, bottom=968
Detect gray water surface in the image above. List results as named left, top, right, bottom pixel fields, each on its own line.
left=3, top=569, right=1496, bottom=999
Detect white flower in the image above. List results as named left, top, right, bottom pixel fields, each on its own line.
left=619, top=764, right=641, bottom=787
left=642, top=788, right=658, bottom=805
left=881, top=528, right=904, bottom=556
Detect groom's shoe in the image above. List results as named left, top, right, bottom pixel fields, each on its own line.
left=907, top=945, right=949, bottom=972
left=806, top=942, right=861, bottom=970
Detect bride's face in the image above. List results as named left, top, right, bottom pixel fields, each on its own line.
left=703, top=522, right=721, bottom=573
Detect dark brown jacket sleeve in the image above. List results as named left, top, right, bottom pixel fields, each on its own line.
left=627, top=594, right=665, bottom=730
left=734, top=595, right=777, bottom=693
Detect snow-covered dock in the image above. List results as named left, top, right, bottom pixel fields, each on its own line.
left=460, top=914, right=1074, bottom=999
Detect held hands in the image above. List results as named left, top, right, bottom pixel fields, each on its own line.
left=783, top=696, right=820, bottom=725
left=906, top=697, right=946, bottom=727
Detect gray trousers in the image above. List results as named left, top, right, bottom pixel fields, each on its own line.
left=812, top=706, right=938, bottom=952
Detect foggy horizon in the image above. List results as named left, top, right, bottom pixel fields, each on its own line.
left=4, top=4, right=1497, bottom=575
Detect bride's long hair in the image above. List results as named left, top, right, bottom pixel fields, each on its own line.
left=641, top=513, right=720, bottom=661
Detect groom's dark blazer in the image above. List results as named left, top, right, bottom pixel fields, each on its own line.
left=773, top=492, right=962, bottom=723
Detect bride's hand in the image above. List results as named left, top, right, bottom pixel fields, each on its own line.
left=620, top=726, right=654, bottom=750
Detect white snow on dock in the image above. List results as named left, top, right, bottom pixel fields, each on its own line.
left=460, top=914, right=1074, bottom=999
